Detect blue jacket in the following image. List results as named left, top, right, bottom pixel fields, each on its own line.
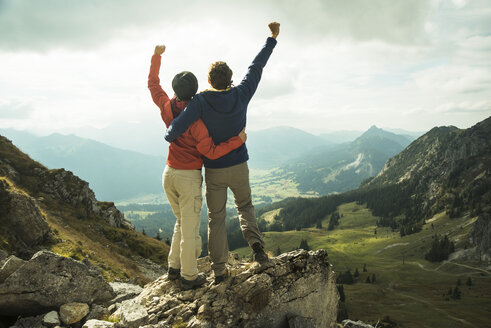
left=165, top=37, right=277, bottom=168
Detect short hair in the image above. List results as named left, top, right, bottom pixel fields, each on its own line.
left=172, top=71, right=198, bottom=101
left=208, top=61, right=233, bottom=90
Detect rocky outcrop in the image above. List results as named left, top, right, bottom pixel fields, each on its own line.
left=97, top=201, right=134, bottom=230
left=130, top=249, right=338, bottom=328
left=0, top=251, right=115, bottom=316
left=0, top=179, right=53, bottom=258
left=469, top=210, right=491, bottom=261
left=32, top=168, right=133, bottom=229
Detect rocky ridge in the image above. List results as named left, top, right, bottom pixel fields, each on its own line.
left=2, top=249, right=339, bottom=328
left=369, top=117, right=491, bottom=217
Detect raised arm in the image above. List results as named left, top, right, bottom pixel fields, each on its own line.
left=192, top=124, right=247, bottom=159
left=148, top=45, right=173, bottom=127
left=164, top=99, right=201, bottom=142
left=236, top=22, right=280, bottom=101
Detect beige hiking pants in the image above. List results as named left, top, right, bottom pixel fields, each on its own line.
left=163, top=166, right=202, bottom=280
left=205, top=161, right=264, bottom=276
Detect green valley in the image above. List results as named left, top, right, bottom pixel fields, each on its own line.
left=234, top=202, right=491, bottom=328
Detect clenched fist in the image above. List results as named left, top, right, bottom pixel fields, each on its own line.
left=268, top=22, right=280, bottom=39
left=154, top=45, right=166, bottom=55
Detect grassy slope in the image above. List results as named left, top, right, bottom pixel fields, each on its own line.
left=235, top=202, right=491, bottom=328
left=0, top=135, right=170, bottom=284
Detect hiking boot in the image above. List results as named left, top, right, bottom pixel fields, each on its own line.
left=181, top=273, right=207, bottom=290
left=252, top=242, right=269, bottom=264
left=167, top=267, right=180, bottom=280
left=214, top=268, right=228, bottom=285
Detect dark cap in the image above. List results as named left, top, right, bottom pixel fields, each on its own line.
left=172, top=71, right=198, bottom=101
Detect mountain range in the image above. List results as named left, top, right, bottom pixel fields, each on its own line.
left=257, top=116, right=491, bottom=247
left=279, top=125, right=414, bottom=195
left=1, top=126, right=417, bottom=202
left=0, top=129, right=165, bottom=202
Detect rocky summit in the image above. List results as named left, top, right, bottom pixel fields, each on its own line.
left=129, top=249, right=338, bottom=328
left=1, top=250, right=338, bottom=328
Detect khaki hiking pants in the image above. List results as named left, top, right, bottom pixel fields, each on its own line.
left=163, top=166, right=202, bottom=281
left=205, top=161, right=264, bottom=276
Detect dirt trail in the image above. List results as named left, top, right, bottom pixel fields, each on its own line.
left=392, top=291, right=478, bottom=328
left=408, top=260, right=490, bottom=275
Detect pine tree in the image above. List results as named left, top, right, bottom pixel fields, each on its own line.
left=354, top=268, right=359, bottom=278
left=363, top=264, right=367, bottom=272
left=155, top=232, right=162, bottom=241
left=372, top=273, right=376, bottom=283
left=336, top=284, right=345, bottom=303
left=165, top=237, right=171, bottom=246
left=299, top=239, right=310, bottom=251
left=316, top=220, right=323, bottom=229
left=275, top=246, right=282, bottom=256
left=452, top=286, right=461, bottom=300
left=365, top=276, right=371, bottom=283
left=142, top=228, right=146, bottom=236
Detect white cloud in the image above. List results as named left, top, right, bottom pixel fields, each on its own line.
left=0, top=99, right=34, bottom=118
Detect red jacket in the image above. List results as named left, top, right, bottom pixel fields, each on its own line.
left=148, top=55, right=244, bottom=170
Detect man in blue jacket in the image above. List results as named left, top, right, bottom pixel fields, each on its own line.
left=165, top=22, right=280, bottom=283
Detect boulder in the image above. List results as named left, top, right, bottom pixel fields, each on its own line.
left=137, top=249, right=338, bottom=328
left=59, top=302, right=90, bottom=325
left=342, top=319, right=375, bottom=328
left=42, top=311, right=60, bottom=327
left=0, top=251, right=115, bottom=316
left=109, top=282, right=143, bottom=304
left=82, top=320, right=115, bottom=328
left=119, top=299, right=149, bottom=328
left=0, top=180, right=52, bottom=258
left=0, top=255, right=26, bottom=283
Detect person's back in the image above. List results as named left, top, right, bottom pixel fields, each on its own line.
left=164, top=23, right=280, bottom=283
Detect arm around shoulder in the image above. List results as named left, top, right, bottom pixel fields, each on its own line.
left=164, top=98, right=202, bottom=142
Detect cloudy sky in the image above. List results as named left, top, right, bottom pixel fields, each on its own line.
left=0, top=0, right=490, bottom=147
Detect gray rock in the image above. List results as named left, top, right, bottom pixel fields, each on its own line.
left=0, top=255, right=26, bottom=283
left=59, top=302, right=90, bottom=325
left=86, top=304, right=109, bottom=321
left=42, top=311, right=60, bottom=327
left=137, top=249, right=338, bottom=328
left=0, top=251, right=115, bottom=316
left=118, top=299, right=148, bottom=328
left=0, top=180, right=52, bottom=258
left=82, top=320, right=115, bottom=328
left=342, top=319, right=374, bottom=328
left=97, top=202, right=134, bottom=230
left=288, top=314, right=316, bottom=328
left=109, top=282, right=143, bottom=304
